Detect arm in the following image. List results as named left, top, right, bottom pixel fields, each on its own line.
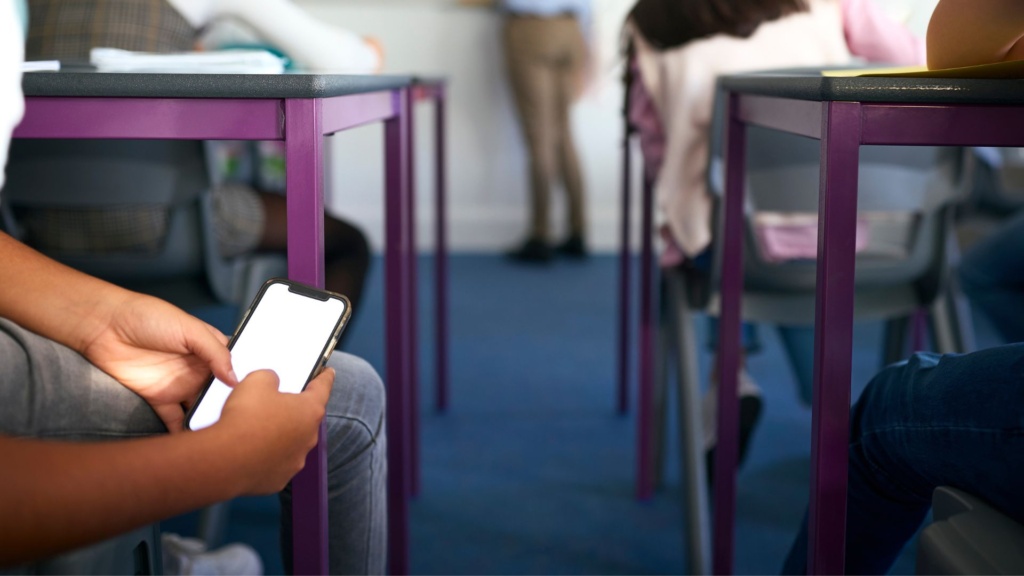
left=842, top=0, right=926, bottom=65
left=0, top=367, right=334, bottom=567
left=205, top=0, right=383, bottom=72
left=926, top=0, right=1024, bottom=68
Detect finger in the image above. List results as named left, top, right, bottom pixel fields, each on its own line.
left=240, top=369, right=281, bottom=392
left=203, top=322, right=230, bottom=347
left=155, top=404, right=186, bottom=434
left=302, top=367, right=335, bottom=407
left=188, top=320, right=238, bottom=386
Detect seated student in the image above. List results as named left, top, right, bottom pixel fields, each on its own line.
left=782, top=1, right=1024, bottom=572
left=13, top=0, right=383, bottom=318
left=624, top=0, right=926, bottom=467
left=0, top=6, right=386, bottom=575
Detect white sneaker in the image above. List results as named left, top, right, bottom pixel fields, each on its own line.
left=161, top=533, right=264, bottom=575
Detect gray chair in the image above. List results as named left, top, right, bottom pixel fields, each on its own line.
left=0, top=139, right=286, bottom=310
left=916, top=486, right=1024, bottom=575
left=0, top=139, right=286, bottom=566
left=652, top=81, right=974, bottom=575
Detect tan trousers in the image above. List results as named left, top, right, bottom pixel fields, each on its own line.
left=503, top=14, right=588, bottom=242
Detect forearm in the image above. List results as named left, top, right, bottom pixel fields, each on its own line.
left=211, top=0, right=380, bottom=72
left=0, top=231, right=131, bottom=352
left=0, top=429, right=250, bottom=566
left=927, top=0, right=1024, bottom=68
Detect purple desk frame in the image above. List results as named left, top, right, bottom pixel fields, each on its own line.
left=709, top=73, right=1024, bottom=574
left=404, top=78, right=449, bottom=499
left=14, top=74, right=417, bottom=575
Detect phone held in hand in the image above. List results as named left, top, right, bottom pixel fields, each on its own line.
left=185, top=278, right=351, bottom=431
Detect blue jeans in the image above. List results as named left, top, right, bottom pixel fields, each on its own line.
left=960, top=209, right=1024, bottom=343
left=0, top=318, right=387, bottom=575
left=782, top=344, right=1024, bottom=574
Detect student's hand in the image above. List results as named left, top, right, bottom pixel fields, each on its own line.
left=79, top=293, right=238, bottom=433
left=217, top=367, right=334, bottom=494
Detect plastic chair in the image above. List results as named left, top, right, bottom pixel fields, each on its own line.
left=652, top=82, right=974, bottom=574
left=0, top=138, right=286, bottom=552
left=916, top=486, right=1024, bottom=575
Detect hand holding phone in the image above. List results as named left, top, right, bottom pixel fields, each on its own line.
left=214, top=366, right=335, bottom=494
left=186, top=278, right=351, bottom=431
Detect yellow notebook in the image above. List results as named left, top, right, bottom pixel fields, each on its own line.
left=823, top=59, right=1024, bottom=79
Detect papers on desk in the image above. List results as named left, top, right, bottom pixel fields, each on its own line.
left=89, top=48, right=286, bottom=74
left=22, top=60, right=60, bottom=72
left=823, top=59, right=1024, bottom=79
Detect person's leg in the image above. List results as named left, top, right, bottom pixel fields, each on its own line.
left=256, top=192, right=371, bottom=315
left=782, top=344, right=1024, bottom=575
left=0, top=318, right=165, bottom=440
left=503, top=17, right=557, bottom=258
left=552, top=17, right=587, bottom=252
left=959, top=208, right=1024, bottom=343
left=279, top=352, right=387, bottom=575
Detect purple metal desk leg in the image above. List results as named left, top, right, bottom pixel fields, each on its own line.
left=807, top=101, right=861, bottom=575
left=407, top=89, right=421, bottom=499
left=385, top=88, right=412, bottom=575
left=435, top=85, right=450, bottom=413
left=635, top=173, right=655, bottom=500
left=284, top=98, right=329, bottom=576
left=617, top=132, right=632, bottom=416
left=713, top=92, right=745, bottom=576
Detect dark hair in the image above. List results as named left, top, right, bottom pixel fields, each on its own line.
left=629, top=0, right=810, bottom=50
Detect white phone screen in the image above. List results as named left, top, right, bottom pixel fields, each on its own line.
left=187, top=281, right=347, bottom=431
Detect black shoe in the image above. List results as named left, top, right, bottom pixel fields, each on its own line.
left=506, top=238, right=552, bottom=263
left=705, top=394, right=763, bottom=486
left=554, top=235, right=588, bottom=259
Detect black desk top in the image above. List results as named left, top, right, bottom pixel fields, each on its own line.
left=720, top=68, right=1024, bottom=105
left=22, top=71, right=413, bottom=99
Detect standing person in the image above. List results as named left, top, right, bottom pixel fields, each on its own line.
left=781, top=1, right=1024, bottom=573
left=502, top=0, right=591, bottom=263
left=1, top=2, right=387, bottom=573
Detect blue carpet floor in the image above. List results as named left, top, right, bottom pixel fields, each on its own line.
left=165, top=254, right=1001, bottom=575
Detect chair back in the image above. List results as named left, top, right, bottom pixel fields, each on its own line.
left=1, top=139, right=208, bottom=282
left=703, top=81, right=964, bottom=323
left=916, top=486, right=1024, bottom=575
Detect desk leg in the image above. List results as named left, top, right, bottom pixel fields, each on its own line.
left=617, top=132, right=632, bottom=416
left=713, top=92, right=745, bottom=576
left=635, top=172, right=656, bottom=500
left=407, top=90, right=421, bottom=500
left=435, top=86, right=450, bottom=413
left=385, top=88, right=412, bottom=576
left=284, top=98, right=329, bottom=576
left=808, top=101, right=860, bottom=575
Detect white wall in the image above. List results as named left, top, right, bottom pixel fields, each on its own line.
left=294, top=0, right=939, bottom=254
left=295, top=0, right=636, bottom=253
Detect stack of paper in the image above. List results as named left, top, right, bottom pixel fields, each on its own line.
left=89, top=48, right=286, bottom=74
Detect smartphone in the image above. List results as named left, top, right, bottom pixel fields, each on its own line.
left=185, top=278, right=351, bottom=431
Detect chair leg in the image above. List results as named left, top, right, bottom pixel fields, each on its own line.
left=663, top=268, right=712, bottom=576
left=929, top=287, right=976, bottom=355
left=882, top=315, right=912, bottom=367
left=653, top=287, right=672, bottom=490
left=197, top=501, right=231, bottom=549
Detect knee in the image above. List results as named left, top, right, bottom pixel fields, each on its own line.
left=323, top=352, right=386, bottom=465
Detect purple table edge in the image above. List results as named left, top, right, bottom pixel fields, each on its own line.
left=15, top=74, right=416, bottom=575
left=711, top=71, right=1024, bottom=575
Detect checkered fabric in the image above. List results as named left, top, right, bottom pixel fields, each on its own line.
left=26, top=0, right=195, bottom=60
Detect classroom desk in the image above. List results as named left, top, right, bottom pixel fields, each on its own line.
left=14, top=71, right=416, bottom=575
left=708, top=70, right=1024, bottom=575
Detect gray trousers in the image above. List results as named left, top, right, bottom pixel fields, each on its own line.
left=0, top=318, right=387, bottom=575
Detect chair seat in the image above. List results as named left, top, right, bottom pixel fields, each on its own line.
left=917, top=486, right=1024, bottom=575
